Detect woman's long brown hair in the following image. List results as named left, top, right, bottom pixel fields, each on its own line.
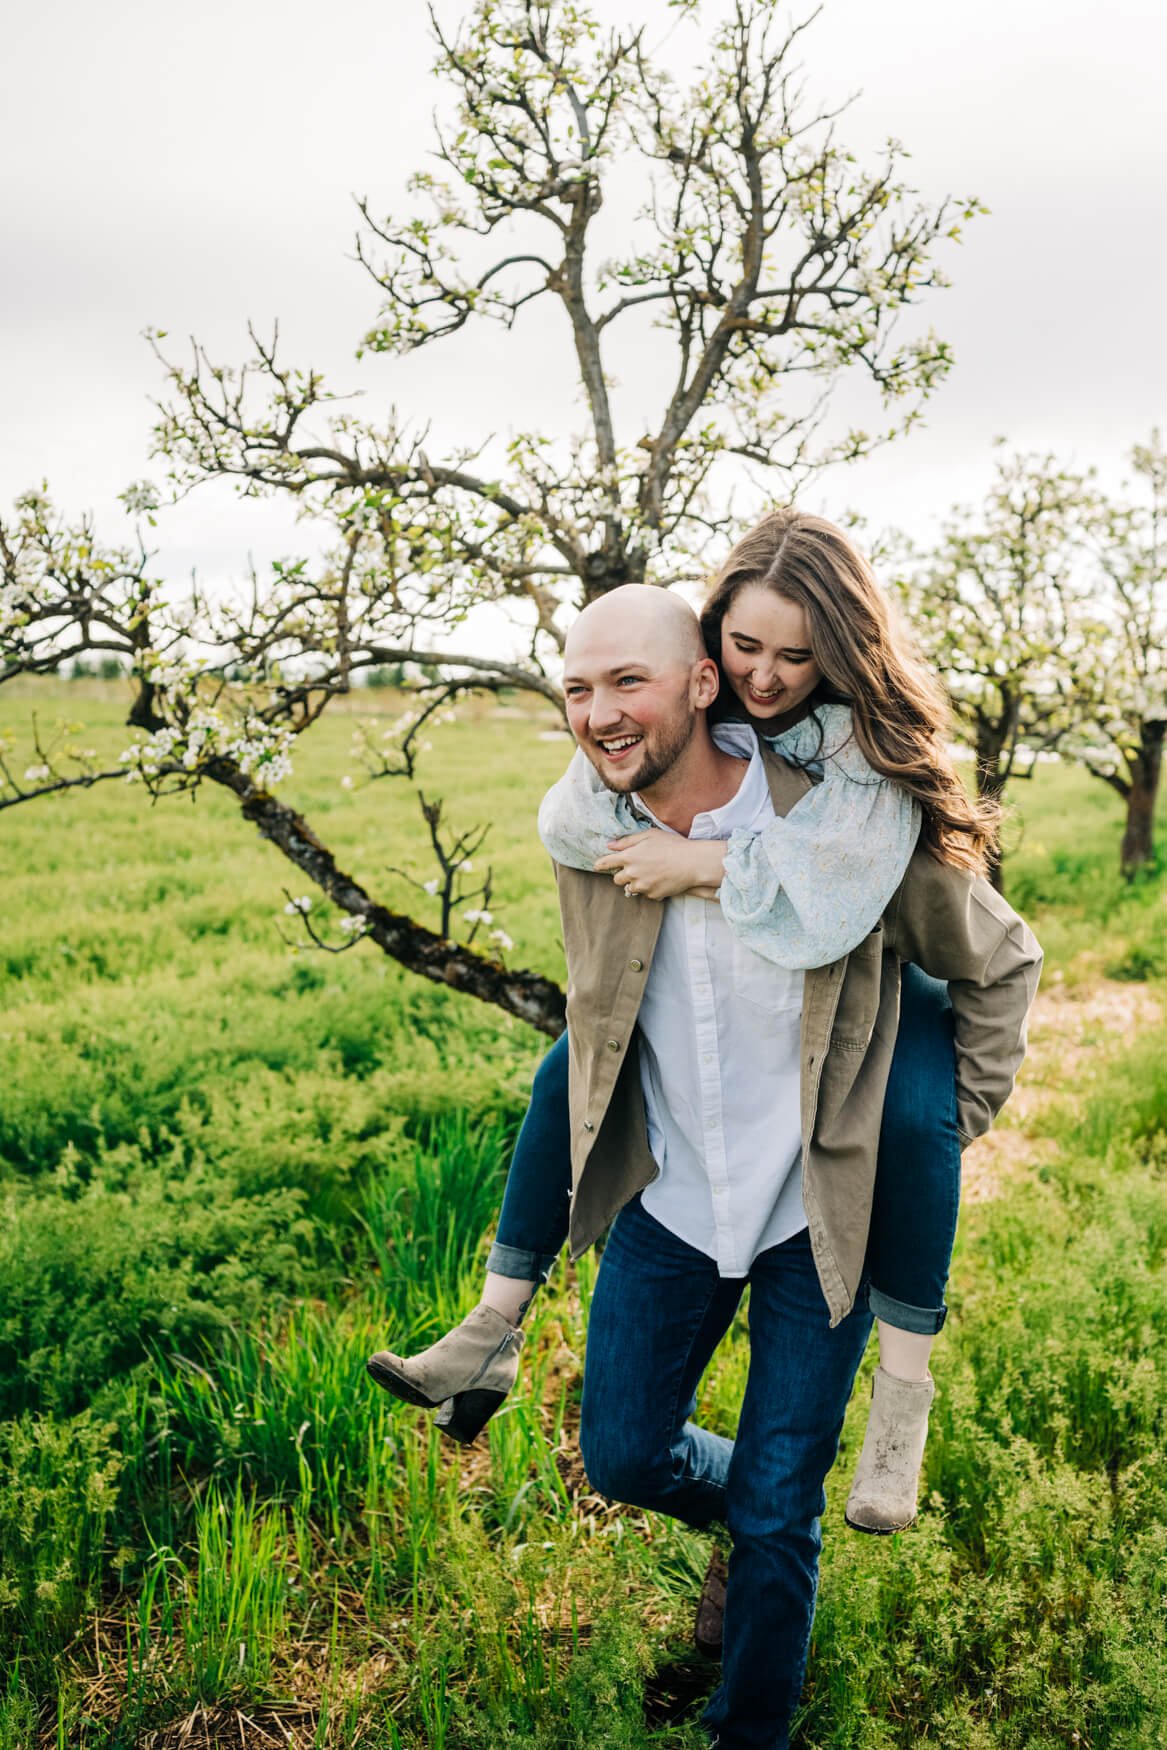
left=700, top=508, right=999, bottom=875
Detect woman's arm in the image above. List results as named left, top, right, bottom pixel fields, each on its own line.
left=719, top=719, right=923, bottom=970
left=536, top=747, right=643, bottom=870
left=539, top=751, right=729, bottom=894
left=594, top=832, right=726, bottom=900
left=718, top=790, right=921, bottom=970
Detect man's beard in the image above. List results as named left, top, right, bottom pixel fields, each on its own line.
left=591, top=709, right=696, bottom=795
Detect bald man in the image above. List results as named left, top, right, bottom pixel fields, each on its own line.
left=548, top=585, right=1039, bottom=1749
left=561, top=584, right=728, bottom=806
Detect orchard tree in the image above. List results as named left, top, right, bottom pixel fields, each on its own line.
left=893, top=450, right=1103, bottom=882
left=1068, top=431, right=1167, bottom=876
left=1, top=0, right=981, bottom=1030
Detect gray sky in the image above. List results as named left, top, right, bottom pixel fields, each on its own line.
left=3, top=0, right=1164, bottom=649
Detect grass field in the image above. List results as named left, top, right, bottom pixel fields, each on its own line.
left=2, top=678, right=1167, bottom=1748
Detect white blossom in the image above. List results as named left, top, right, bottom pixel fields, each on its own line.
left=489, top=927, right=514, bottom=952
left=463, top=908, right=493, bottom=926
left=285, top=896, right=312, bottom=915
left=119, top=479, right=160, bottom=517
left=23, top=763, right=51, bottom=783
left=423, top=878, right=440, bottom=896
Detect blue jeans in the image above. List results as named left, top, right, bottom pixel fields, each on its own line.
left=488, top=964, right=961, bottom=1335
left=580, top=1195, right=873, bottom=1749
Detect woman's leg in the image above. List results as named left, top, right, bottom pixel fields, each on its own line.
left=846, top=963, right=961, bottom=1532
left=481, top=1028, right=573, bottom=1323
left=367, top=1029, right=575, bottom=1438
left=867, top=962, right=961, bottom=1363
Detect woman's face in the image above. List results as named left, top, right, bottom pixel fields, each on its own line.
left=719, top=584, right=822, bottom=723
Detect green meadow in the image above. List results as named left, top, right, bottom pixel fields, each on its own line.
left=2, top=678, right=1166, bottom=1748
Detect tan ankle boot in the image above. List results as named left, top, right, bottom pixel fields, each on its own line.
left=366, top=1305, right=524, bottom=1445
left=845, top=1366, right=934, bottom=1534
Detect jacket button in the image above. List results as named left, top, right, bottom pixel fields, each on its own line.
left=606, top=1038, right=621, bottom=1052
left=629, top=958, right=644, bottom=972
left=583, top=1119, right=594, bottom=1132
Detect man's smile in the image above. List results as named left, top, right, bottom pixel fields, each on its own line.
left=595, top=732, right=644, bottom=762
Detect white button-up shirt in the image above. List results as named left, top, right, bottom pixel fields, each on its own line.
left=636, top=723, right=806, bottom=1276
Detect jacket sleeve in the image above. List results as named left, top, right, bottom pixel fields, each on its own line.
left=886, top=855, right=1043, bottom=1146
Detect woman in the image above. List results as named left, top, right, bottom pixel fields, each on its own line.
left=368, top=509, right=1001, bottom=1534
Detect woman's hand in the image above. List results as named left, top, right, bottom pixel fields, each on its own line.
left=594, top=831, right=727, bottom=901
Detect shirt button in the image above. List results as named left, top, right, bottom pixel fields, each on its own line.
left=629, top=959, right=644, bottom=972
left=583, top=1120, right=594, bottom=1132
left=606, top=1038, right=621, bottom=1052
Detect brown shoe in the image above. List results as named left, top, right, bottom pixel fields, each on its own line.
left=694, top=1547, right=728, bottom=1659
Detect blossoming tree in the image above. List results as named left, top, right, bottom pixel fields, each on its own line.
left=0, top=0, right=979, bottom=1031
left=890, top=450, right=1105, bottom=884
left=1067, top=432, right=1167, bottom=875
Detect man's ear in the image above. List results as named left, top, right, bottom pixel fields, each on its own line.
left=691, top=656, right=720, bottom=709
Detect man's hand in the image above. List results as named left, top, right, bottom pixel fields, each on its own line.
left=594, top=831, right=727, bottom=901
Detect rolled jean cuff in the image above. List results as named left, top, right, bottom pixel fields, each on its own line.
left=866, top=1285, right=948, bottom=1336
left=485, top=1239, right=559, bottom=1284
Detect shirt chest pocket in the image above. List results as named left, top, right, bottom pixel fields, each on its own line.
left=729, top=936, right=803, bottom=1020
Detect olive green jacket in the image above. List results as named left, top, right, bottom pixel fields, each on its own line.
left=556, top=745, right=1042, bottom=1326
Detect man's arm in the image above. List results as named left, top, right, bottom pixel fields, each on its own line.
left=886, top=856, right=1043, bottom=1147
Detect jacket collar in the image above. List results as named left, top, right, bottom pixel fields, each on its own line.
left=758, top=740, right=815, bottom=817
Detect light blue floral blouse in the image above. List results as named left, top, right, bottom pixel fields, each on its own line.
left=536, top=703, right=922, bottom=972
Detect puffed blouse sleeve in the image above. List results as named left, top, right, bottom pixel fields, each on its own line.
left=537, top=746, right=643, bottom=870
left=719, top=708, right=923, bottom=971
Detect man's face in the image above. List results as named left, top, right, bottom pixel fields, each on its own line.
left=563, top=629, right=702, bottom=794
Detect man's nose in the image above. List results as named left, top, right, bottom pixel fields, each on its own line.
left=589, top=686, right=625, bottom=733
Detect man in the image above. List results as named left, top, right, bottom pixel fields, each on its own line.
left=553, top=585, right=1040, bottom=1748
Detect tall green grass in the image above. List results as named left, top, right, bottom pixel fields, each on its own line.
left=2, top=678, right=1166, bottom=1745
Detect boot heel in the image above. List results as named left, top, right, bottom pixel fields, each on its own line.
left=434, top=1388, right=507, bottom=1445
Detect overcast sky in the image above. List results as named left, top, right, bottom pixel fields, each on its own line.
left=3, top=0, right=1164, bottom=650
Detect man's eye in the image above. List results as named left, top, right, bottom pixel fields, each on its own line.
left=617, top=674, right=644, bottom=686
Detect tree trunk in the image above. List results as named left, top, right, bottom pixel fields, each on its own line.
left=208, top=756, right=567, bottom=1037
left=1120, top=721, right=1166, bottom=878
left=581, top=543, right=648, bottom=600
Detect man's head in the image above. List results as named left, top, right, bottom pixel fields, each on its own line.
left=562, top=585, right=719, bottom=794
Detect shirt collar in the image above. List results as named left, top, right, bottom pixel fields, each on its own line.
left=633, top=720, right=768, bottom=839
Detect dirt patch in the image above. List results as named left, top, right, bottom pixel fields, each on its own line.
left=961, top=976, right=1163, bottom=1203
